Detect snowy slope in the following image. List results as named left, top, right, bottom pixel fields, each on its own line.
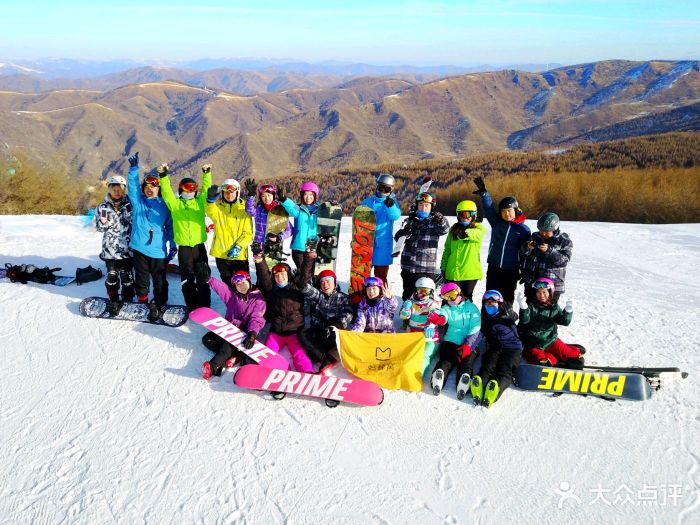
left=0, top=215, right=698, bottom=525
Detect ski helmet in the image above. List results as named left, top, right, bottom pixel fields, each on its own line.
left=258, top=183, right=276, bottom=195
left=220, top=178, right=240, bottom=193
left=376, top=173, right=395, bottom=188
left=415, top=277, right=436, bottom=291
left=318, top=269, right=336, bottom=283
left=533, top=277, right=555, bottom=294
left=141, top=175, right=160, bottom=193
left=272, top=263, right=291, bottom=275
left=498, top=196, right=519, bottom=211
left=178, top=177, right=198, bottom=195
left=364, top=276, right=384, bottom=288
left=107, top=175, right=126, bottom=191
left=537, top=212, right=560, bottom=233
left=231, top=270, right=251, bottom=284
left=440, top=282, right=461, bottom=297
left=300, top=181, right=319, bottom=195
left=483, top=290, right=504, bottom=303
left=456, top=200, right=477, bottom=213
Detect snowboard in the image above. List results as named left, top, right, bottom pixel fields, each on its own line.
left=513, top=363, right=652, bottom=401
left=348, top=205, right=376, bottom=296
left=233, top=364, right=384, bottom=407
left=260, top=204, right=290, bottom=270
left=79, top=296, right=188, bottom=327
left=189, top=307, right=290, bottom=370
left=583, top=364, right=688, bottom=379
left=314, top=201, right=343, bottom=275
left=2, top=265, right=75, bottom=286
left=392, top=176, right=432, bottom=258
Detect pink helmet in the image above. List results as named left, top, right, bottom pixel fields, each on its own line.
left=300, top=181, right=319, bottom=195
left=440, top=282, right=461, bottom=296
left=533, top=277, right=555, bottom=294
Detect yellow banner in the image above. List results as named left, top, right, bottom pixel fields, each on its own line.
left=337, top=330, right=425, bottom=392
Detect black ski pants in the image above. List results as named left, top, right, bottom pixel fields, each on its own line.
left=432, top=340, right=480, bottom=386
left=202, top=332, right=248, bottom=375
left=297, top=325, right=337, bottom=364
left=104, top=258, right=134, bottom=302
left=215, top=257, right=249, bottom=287
left=178, top=244, right=211, bottom=310
left=401, top=270, right=440, bottom=301
left=475, top=345, right=522, bottom=399
left=485, top=266, right=520, bottom=306
left=133, top=250, right=168, bottom=306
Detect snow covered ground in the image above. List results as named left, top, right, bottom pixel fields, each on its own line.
left=0, top=215, right=698, bottom=524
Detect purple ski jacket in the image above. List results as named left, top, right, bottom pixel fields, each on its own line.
left=350, top=295, right=398, bottom=333
left=245, top=197, right=292, bottom=244
left=209, top=276, right=266, bottom=334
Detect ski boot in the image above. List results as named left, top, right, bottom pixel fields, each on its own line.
left=456, top=373, right=471, bottom=401
left=202, top=361, right=213, bottom=381
left=270, top=391, right=286, bottom=400
left=325, top=399, right=340, bottom=408
left=430, top=369, right=445, bottom=396
left=225, top=355, right=240, bottom=369
left=470, top=376, right=484, bottom=405
left=483, top=380, right=500, bottom=408
left=108, top=299, right=123, bottom=317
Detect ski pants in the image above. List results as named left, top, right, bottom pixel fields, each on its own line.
left=292, top=250, right=316, bottom=275
left=524, top=338, right=582, bottom=367
left=422, top=340, right=439, bottom=377
left=177, top=244, right=211, bottom=311
left=133, top=250, right=168, bottom=306
left=215, top=257, right=249, bottom=288
left=297, top=325, right=337, bottom=364
left=432, top=332, right=483, bottom=385
left=372, top=265, right=390, bottom=286
left=450, top=279, right=478, bottom=303
left=202, top=332, right=247, bottom=375
left=485, top=266, right=520, bottom=306
left=475, top=344, right=522, bottom=399
left=265, top=332, right=314, bottom=373
left=104, top=258, right=134, bottom=302
left=401, top=270, right=440, bottom=301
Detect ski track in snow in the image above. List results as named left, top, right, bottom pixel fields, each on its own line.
left=0, top=215, right=699, bottom=524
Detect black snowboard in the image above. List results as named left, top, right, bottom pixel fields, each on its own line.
left=79, top=296, right=188, bottom=327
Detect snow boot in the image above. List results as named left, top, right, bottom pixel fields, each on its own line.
left=483, top=380, right=500, bottom=408
left=431, top=369, right=445, bottom=396
left=456, top=373, right=471, bottom=401
left=225, top=355, right=240, bottom=369
left=202, top=361, right=213, bottom=381
left=470, top=375, right=484, bottom=405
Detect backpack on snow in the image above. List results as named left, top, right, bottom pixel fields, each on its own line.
left=75, top=265, right=103, bottom=285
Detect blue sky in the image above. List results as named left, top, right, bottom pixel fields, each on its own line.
left=3, top=0, right=699, bottom=65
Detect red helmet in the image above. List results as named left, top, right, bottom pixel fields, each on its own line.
left=318, top=269, right=336, bottom=282
left=231, top=271, right=251, bottom=285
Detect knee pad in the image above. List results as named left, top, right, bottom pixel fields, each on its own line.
left=119, top=270, right=134, bottom=287
left=106, top=270, right=119, bottom=287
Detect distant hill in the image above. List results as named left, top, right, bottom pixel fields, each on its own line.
left=1, top=59, right=699, bottom=180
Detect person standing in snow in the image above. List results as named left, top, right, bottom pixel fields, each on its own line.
left=472, top=177, right=530, bottom=305
left=205, top=177, right=253, bottom=284
left=360, top=173, right=402, bottom=285
left=96, top=172, right=134, bottom=315
left=126, top=152, right=176, bottom=322
left=243, top=180, right=292, bottom=258
left=158, top=163, right=212, bottom=311
left=201, top=271, right=266, bottom=380
left=278, top=181, right=320, bottom=272
left=520, top=212, right=572, bottom=304
left=350, top=276, right=398, bottom=333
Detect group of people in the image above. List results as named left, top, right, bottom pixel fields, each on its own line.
left=96, top=153, right=582, bottom=406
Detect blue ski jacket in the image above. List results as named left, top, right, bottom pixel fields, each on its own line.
left=128, top=166, right=174, bottom=258
left=360, top=194, right=401, bottom=266
left=482, top=191, right=531, bottom=270
left=281, top=198, right=318, bottom=252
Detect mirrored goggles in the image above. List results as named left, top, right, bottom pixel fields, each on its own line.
left=457, top=210, right=476, bottom=220
left=272, top=264, right=288, bottom=274
left=221, top=184, right=238, bottom=193
left=143, top=177, right=160, bottom=188
left=533, top=281, right=551, bottom=289
left=416, top=287, right=433, bottom=296
left=442, top=289, right=460, bottom=301
left=416, top=192, right=435, bottom=204
left=179, top=182, right=198, bottom=193
left=231, top=272, right=250, bottom=283
left=259, top=184, right=276, bottom=194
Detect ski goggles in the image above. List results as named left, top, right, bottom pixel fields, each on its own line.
left=376, top=183, right=392, bottom=194
left=231, top=271, right=250, bottom=284
left=533, top=280, right=552, bottom=289
left=259, top=184, right=276, bottom=194
left=272, top=264, right=288, bottom=274
left=179, top=182, right=198, bottom=193
left=364, top=276, right=383, bottom=288
left=442, top=288, right=460, bottom=301
left=416, top=192, right=435, bottom=204
left=483, top=290, right=503, bottom=302
left=143, top=177, right=160, bottom=188
left=457, top=210, right=476, bottom=220
left=416, top=287, right=433, bottom=296
left=221, top=183, right=238, bottom=193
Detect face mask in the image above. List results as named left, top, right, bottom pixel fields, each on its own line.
left=416, top=210, right=429, bottom=220
left=181, top=192, right=196, bottom=201
left=484, top=305, right=499, bottom=316
left=459, top=219, right=471, bottom=226
left=448, top=298, right=462, bottom=306
left=275, top=281, right=288, bottom=288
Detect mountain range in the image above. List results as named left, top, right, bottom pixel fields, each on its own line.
left=1, top=59, right=698, bottom=180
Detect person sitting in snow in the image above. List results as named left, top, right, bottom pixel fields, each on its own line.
left=350, top=276, right=398, bottom=333
left=470, top=290, right=523, bottom=408
left=201, top=271, right=266, bottom=380
left=517, top=277, right=584, bottom=369
left=426, top=282, right=482, bottom=398
left=399, top=277, right=442, bottom=377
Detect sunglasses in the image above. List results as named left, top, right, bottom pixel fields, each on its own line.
left=457, top=210, right=476, bottom=220
left=231, top=273, right=250, bottom=283
left=376, top=183, right=392, bottom=194
left=179, top=182, right=198, bottom=193
left=442, top=289, right=460, bottom=301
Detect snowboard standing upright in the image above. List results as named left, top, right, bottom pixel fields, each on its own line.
left=259, top=204, right=290, bottom=270
left=315, top=201, right=343, bottom=275
left=348, top=205, right=376, bottom=296
left=392, top=176, right=433, bottom=258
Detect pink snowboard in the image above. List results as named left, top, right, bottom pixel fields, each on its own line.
left=234, top=365, right=384, bottom=407
left=189, top=307, right=290, bottom=371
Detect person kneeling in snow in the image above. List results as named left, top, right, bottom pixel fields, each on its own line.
left=517, top=277, right=584, bottom=369
left=427, top=282, right=482, bottom=397
left=201, top=271, right=266, bottom=380
left=350, top=276, right=398, bottom=333
left=471, top=290, right=523, bottom=408
left=298, top=269, right=354, bottom=372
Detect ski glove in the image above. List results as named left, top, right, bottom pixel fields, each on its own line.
left=244, top=178, right=257, bottom=197
left=228, top=245, right=242, bottom=258
left=384, top=196, right=395, bottom=208
left=472, top=176, right=486, bottom=195
left=242, top=331, right=257, bottom=350
left=457, top=344, right=472, bottom=360
left=207, top=185, right=220, bottom=203
left=515, top=293, right=528, bottom=311
left=427, top=311, right=447, bottom=326
left=201, top=164, right=212, bottom=174
left=564, top=298, right=574, bottom=313
left=167, top=247, right=178, bottom=261
left=157, top=163, right=169, bottom=178
left=128, top=152, right=139, bottom=167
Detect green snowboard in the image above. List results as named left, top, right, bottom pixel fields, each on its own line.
left=314, top=201, right=343, bottom=275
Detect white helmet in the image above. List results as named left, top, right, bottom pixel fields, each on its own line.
left=221, top=179, right=240, bottom=192
left=107, top=175, right=126, bottom=190
left=415, top=277, right=436, bottom=291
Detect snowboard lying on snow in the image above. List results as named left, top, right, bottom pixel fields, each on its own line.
left=79, top=297, right=188, bottom=327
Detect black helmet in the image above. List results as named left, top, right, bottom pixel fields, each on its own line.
left=498, top=196, right=519, bottom=211
left=376, top=173, right=396, bottom=188
left=537, top=212, right=560, bottom=232
left=178, top=177, right=198, bottom=195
